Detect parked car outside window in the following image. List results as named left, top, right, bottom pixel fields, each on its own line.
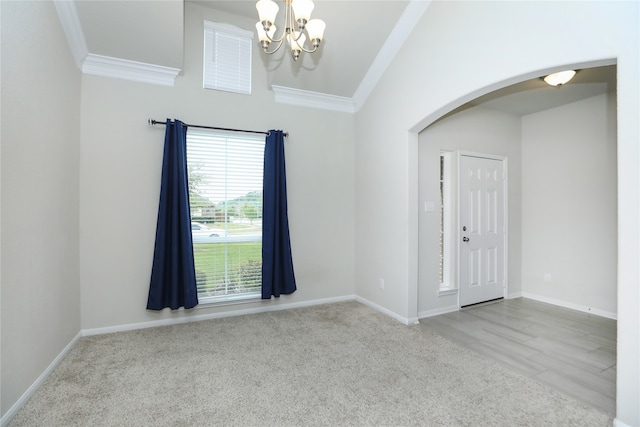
left=191, top=222, right=225, bottom=243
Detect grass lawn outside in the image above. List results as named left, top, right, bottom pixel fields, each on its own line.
left=194, top=240, right=261, bottom=297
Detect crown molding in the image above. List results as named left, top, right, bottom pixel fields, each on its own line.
left=272, top=85, right=356, bottom=113
left=352, top=0, right=432, bottom=112
left=82, top=54, right=180, bottom=87
left=53, top=0, right=89, bottom=69
left=272, top=1, right=432, bottom=113
left=54, top=0, right=180, bottom=86
left=53, top=0, right=429, bottom=99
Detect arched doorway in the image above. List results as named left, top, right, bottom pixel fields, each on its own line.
left=415, top=64, right=618, bottom=413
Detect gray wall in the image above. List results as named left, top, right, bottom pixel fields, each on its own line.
left=1, top=0, right=356, bottom=416
left=78, top=2, right=356, bottom=330
left=417, top=107, right=522, bottom=316
left=522, top=93, right=617, bottom=316
left=354, top=1, right=637, bottom=422
left=1, top=0, right=81, bottom=417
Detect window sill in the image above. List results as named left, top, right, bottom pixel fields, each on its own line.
left=196, top=292, right=262, bottom=309
left=438, top=288, right=458, bottom=297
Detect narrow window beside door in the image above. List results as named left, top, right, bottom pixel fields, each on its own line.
left=439, top=151, right=456, bottom=294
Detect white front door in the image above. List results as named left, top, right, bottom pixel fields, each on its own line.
left=458, top=154, right=506, bottom=306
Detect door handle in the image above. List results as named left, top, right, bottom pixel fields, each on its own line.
left=462, top=237, right=470, bottom=242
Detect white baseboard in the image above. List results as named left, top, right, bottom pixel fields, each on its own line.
left=354, top=296, right=419, bottom=325
left=521, top=292, right=617, bottom=320
left=613, top=418, right=635, bottom=427
left=418, top=305, right=459, bottom=319
left=507, top=291, right=523, bottom=299
left=82, top=295, right=357, bottom=336
left=82, top=295, right=419, bottom=336
left=0, top=331, right=82, bottom=427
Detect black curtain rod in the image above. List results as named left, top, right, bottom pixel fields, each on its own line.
left=148, top=119, right=288, bottom=138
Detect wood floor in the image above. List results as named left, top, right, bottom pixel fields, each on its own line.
left=419, top=298, right=616, bottom=415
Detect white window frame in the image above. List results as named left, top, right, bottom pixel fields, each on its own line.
left=187, top=129, right=264, bottom=305
left=203, top=21, right=253, bottom=95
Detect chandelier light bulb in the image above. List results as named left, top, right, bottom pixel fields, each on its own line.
left=255, top=22, right=277, bottom=48
left=287, top=31, right=306, bottom=60
left=292, top=0, right=314, bottom=27
left=305, top=19, right=326, bottom=46
left=256, top=0, right=279, bottom=28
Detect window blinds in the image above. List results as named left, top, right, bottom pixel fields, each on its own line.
left=187, top=130, right=265, bottom=301
left=203, top=21, right=253, bottom=95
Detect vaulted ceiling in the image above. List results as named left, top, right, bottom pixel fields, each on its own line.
left=190, top=0, right=410, bottom=98
left=60, top=0, right=616, bottom=115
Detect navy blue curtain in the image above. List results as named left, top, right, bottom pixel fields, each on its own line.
left=147, top=119, right=198, bottom=310
left=262, top=130, right=297, bottom=299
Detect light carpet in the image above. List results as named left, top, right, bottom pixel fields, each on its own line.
left=9, top=301, right=612, bottom=426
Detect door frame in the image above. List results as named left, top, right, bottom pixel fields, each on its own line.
left=456, top=150, right=509, bottom=307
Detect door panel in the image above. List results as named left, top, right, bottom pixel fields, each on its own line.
left=459, top=155, right=505, bottom=306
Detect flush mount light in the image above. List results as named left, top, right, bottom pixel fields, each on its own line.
left=543, top=70, right=577, bottom=86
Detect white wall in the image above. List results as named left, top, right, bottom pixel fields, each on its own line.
left=522, top=93, right=617, bottom=317
left=0, top=0, right=81, bottom=417
left=354, top=1, right=638, bottom=424
left=417, top=107, right=522, bottom=316
left=78, top=2, right=356, bottom=330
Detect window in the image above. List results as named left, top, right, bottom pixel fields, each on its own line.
left=439, top=151, right=455, bottom=294
left=203, top=21, right=253, bottom=95
left=187, top=130, right=264, bottom=303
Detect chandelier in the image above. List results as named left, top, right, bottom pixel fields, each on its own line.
left=255, top=0, right=326, bottom=61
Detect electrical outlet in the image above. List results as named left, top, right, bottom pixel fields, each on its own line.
left=379, top=278, right=385, bottom=290
left=544, top=274, right=551, bottom=282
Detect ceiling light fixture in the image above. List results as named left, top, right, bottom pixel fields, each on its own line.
left=543, top=70, right=577, bottom=86
left=255, top=0, right=326, bottom=61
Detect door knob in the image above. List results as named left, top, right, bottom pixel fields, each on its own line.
left=462, top=237, right=470, bottom=242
